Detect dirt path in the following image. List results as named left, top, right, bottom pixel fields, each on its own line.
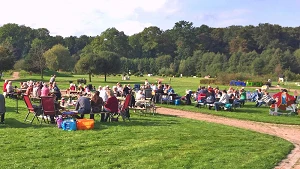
left=7, top=72, right=20, bottom=81
left=157, top=107, right=300, bottom=169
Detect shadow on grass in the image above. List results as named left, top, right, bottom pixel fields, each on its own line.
left=93, top=114, right=180, bottom=130
left=0, top=118, right=55, bottom=129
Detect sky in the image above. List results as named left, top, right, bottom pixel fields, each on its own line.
left=0, top=0, right=299, bottom=37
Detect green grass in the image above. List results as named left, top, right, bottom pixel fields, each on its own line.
left=0, top=73, right=298, bottom=168
left=161, top=102, right=300, bottom=125
left=0, top=98, right=294, bottom=169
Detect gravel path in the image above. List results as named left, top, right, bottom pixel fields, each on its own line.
left=157, top=107, right=300, bottom=169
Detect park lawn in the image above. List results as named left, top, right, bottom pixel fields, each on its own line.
left=161, top=102, right=300, bottom=125
left=0, top=98, right=294, bottom=169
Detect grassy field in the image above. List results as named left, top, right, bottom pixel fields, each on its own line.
left=0, top=98, right=294, bottom=169
left=0, top=72, right=298, bottom=168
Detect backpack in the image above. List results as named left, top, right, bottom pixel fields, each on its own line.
left=206, top=95, right=215, bottom=104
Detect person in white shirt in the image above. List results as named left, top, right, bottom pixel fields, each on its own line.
left=100, top=87, right=108, bottom=102
left=214, top=90, right=229, bottom=111
left=135, top=90, right=146, bottom=107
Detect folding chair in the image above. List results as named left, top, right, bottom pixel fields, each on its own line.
left=40, top=96, right=58, bottom=124
left=23, top=94, right=41, bottom=124
left=119, top=94, right=131, bottom=121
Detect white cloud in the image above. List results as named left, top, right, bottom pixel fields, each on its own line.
left=115, top=21, right=152, bottom=35
left=0, top=0, right=180, bottom=36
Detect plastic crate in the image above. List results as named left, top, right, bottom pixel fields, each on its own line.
left=76, top=119, right=94, bottom=130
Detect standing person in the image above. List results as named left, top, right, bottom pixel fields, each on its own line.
left=49, top=75, right=56, bottom=83
left=103, top=89, right=119, bottom=122
left=75, top=93, right=91, bottom=119
left=0, top=94, right=5, bottom=124
left=90, top=91, right=104, bottom=120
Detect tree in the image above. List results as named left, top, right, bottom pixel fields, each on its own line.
left=96, top=51, right=121, bottom=82
left=91, top=28, right=130, bottom=57
left=44, top=44, right=73, bottom=71
left=0, top=46, right=15, bottom=73
left=155, top=55, right=173, bottom=70
left=24, top=39, right=47, bottom=79
left=75, top=51, right=121, bottom=82
left=251, top=57, right=265, bottom=75
left=75, top=54, right=96, bottom=82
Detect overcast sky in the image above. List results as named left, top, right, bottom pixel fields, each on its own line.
left=1, top=0, right=299, bottom=37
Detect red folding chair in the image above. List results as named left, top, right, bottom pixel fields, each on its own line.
left=40, top=96, right=57, bottom=124
left=23, top=94, right=41, bottom=124
left=119, top=94, right=131, bottom=121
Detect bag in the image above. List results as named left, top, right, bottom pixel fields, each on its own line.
left=206, top=96, right=215, bottom=104
left=61, top=118, right=77, bottom=131
left=224, top=104, right=232, bottom=109
left=56, top=115, right=63, bottom=128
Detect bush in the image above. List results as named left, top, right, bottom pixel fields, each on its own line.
left=13, top=59, right=25, bottom=71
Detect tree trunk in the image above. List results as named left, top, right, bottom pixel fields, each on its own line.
left=89, top=73, right=92, bottom=82
left=104, top=72, right=107, bottom=82
left=40, top=68, right=44, bottom=80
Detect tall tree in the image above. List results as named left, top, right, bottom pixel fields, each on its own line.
left=44, top=44, right=73, bottom=71
left=91, top=28, right=130, bottom=57
left=96, top=51, right=121, bottom=82
left=0, top=46, right=15, bottom=73
left=24, top=38, right=47, bottom=79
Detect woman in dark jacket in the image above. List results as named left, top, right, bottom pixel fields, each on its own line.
left=90, top=91, right=104, bottom=120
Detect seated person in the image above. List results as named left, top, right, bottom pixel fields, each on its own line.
left=154, top=84, right=164, bottom=103
left=21, top=82, right=28, bottom=89
left=75, top=93, right=91, bottom=119
left=112, top=86, right=121, bottom=97
left=182, top=90, right=192, bottom=105
left=90, top=91, right=104, bottom=120
left=25, top=85, right=33, bottom=95
left=103, top=89, right=119, bottom=122
left=41, top=84, right=50, bottom=97
left=6, top=81, right=14, bottom=93
left=167, top=85, right=175, bottom=94
left=214, top=90, right=229, bottom=111
left=69, top=83, right=76, bottom=91
left=52, top=82, right=62, bottom=101
left=77, top=84, right=84, bottom=92
left=255, top=91, right=274, bottom=107
left=237, top=88, right=246, bottom=105
left=135, top=90, right=146, bottom=107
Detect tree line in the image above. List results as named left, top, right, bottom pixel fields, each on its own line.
left=1, top=21, right=300, bottom=81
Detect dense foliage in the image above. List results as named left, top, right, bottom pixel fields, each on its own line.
left=0, top=22, right=300, bottom=80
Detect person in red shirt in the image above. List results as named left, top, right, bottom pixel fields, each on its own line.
left=3, top=80, right=8, bottom=93
left=103, top=89, right=119, bottom=122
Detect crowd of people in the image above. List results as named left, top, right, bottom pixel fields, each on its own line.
left=192, top=85, right=298, bottom=113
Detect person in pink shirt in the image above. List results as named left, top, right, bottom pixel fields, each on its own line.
left=41, top=84, right=50, bottom=97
